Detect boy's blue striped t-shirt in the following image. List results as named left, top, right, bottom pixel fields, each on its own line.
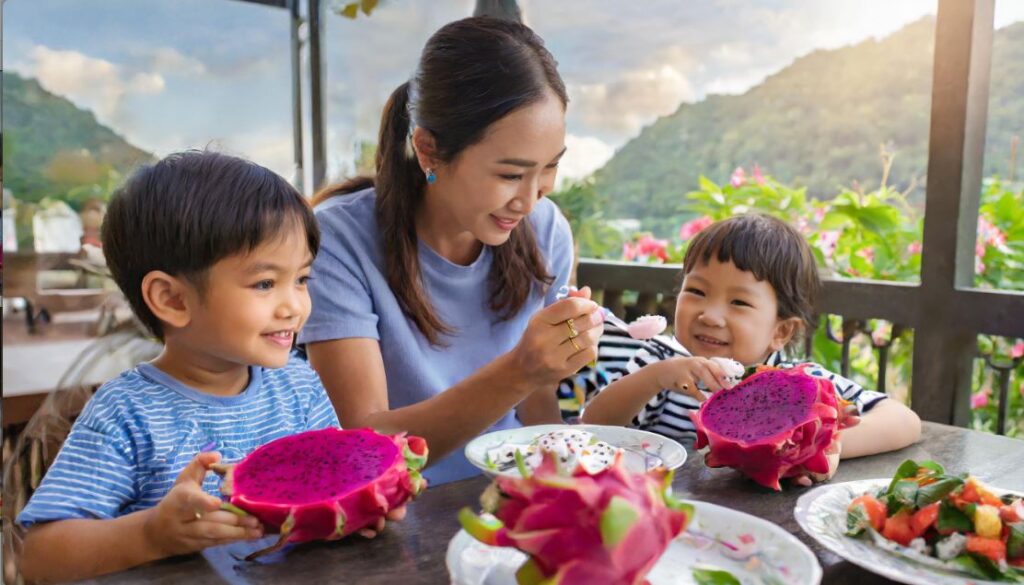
left=17, top=356, right=340, bottom=527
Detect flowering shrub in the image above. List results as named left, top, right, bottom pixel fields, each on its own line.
left=614, top=167, right=1024, bottom=436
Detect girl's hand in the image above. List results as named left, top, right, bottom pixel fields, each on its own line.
left=792, top=406, right=859, bottom=486
left=653, top=356, right=731, bottom=401
left=143, top=452, right=263, bottom=558
left=792, top=440, right=842, bottom=487
left=511, top=290, right=603, bottom=387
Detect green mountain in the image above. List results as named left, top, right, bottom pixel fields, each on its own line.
left=3, top=71, right=154, bottom=204
left=592, top=18, right=1024, bottom=225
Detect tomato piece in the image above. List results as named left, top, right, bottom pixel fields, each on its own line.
left=961, top=480, right=981, bottom=504
left=849, top=495, right=887, bottom=532
left=882, top=510, right=916, bottom=546
left=1000, top=501, right=1023, bottom=524
left=911, top=503, right=940, bottom=536
left=966, top=535, right=1007, bottom=563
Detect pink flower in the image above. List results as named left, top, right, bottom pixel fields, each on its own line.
left=970, top=391, right=990, bottom=410
left=857, top=247, right=875, bottom=263
left=636, top=234, right=669, bottom=263
left=814, top=207, right=826, bottom=224
left=907, top=241, right=922, bottom=255
left=623, top=242, right=638, bottom=261
left=679, top=216, right=714, bottom=241
left=816, top=230, right=841, bottom=260
left=796, top=217, right=811, bottom=235
left=1020, top=382, right=1024, bottom=400
left=975, top=256, right=986, bottom=275
left=1012, top=341, right=1024, bottom=360
left=977, top=217, right=1005, bottom=246
left=871, top=323, right=892, bottom=346
left=730, top=167, right=746, bottom=187
left=752, top=164, right=766, bottom=185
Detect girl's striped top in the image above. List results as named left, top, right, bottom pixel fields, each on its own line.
left=558, top=326, right=887, bottom=445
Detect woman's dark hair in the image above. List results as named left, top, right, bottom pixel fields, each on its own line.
left=682, top=214, right=821, bottom=350
left=103, top=150, right=320, bottom=340
left=314, top=16, right=567, bottom=345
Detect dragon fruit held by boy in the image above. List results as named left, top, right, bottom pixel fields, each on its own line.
left=689, top=364, right=841, bottom=490
left=459, top=451, right=693, bottom=585
left=217, top=427, right=427, bottom=559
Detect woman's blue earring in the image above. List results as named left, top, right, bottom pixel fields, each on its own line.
left=426, top=168, right=437, bottom=184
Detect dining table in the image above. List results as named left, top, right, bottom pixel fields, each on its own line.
left=74, top=421, right=1024, bottom=585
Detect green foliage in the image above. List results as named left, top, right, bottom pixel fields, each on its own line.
left=2, top=72, right=153, bottom=205
left=591, top=19, right=1024, bottom=225
left=611, top=166, right=1024, bottom=437
left=550, top=179, right=624, bottom=259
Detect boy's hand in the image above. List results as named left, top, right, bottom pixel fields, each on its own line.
left=143, top=452, right=263, bottom=558
left=654, top=356, right=730, bottom=401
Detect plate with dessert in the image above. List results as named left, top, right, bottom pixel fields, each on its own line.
left=465, top=424, right=687, bottom=478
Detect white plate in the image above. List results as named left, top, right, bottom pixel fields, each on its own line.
left=447, top=499, right=821, bottom=585
left=795, top=479, right=1024, bottom=585
left=464, top=424, right=686, bottom=478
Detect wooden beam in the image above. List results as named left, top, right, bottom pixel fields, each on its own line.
left=913, top=0, right=994, bottom=425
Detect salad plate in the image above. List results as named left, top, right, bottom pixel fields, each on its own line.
left=795, top=460, right=1024, bottom=584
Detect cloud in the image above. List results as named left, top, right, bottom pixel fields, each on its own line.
left=558, top=134, right=615, bottom=184
left=146, top=47, right=207, bottom=77
left=569, top=61, right=696, bottom=140
left=19, top=45, right=164, bottom=126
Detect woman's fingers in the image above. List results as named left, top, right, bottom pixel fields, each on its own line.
left=565, top=343, right=599, bottom=373
left=539, top=297, right=600, bottom=325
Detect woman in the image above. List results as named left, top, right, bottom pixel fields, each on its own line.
left=300, top=17, right=602, bottom=485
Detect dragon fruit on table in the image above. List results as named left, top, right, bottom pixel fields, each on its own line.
left=459, top=451, right=693, bottom=585
left=218, top=427, right=428, bottom=559
left=689, top=364, right=840, bottom=491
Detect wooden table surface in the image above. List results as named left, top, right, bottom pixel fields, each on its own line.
left=76, top=422, right=1023, bottom=585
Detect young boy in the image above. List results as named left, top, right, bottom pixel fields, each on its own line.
left=16, top=151, right=340, bottom=582
left=579, top=214, right=921, bottom=482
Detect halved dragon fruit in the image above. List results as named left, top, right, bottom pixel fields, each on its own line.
left=459, top=451, right=693, bottom=585
left=690, top=364, right=840, bottom=491
left=219, top=427, right=427, bottom=559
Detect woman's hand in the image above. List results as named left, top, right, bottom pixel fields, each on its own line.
left=142, top=452, right=263, bottom=558
left=510, top=292, right=603, bottom=387
left=652, top=356, right=730, bottom=401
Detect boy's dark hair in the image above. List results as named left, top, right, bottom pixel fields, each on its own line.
left=682, top=214, right=820, bottom=347
left=102, top=150, right=320, bottom=340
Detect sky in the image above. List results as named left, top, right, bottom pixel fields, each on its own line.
left=5, top=0, right=1024, bottom=190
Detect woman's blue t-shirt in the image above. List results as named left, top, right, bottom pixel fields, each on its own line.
left=299, top=188, right=574, bottom=485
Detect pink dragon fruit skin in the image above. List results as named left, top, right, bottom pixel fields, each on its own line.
left=459, top=452, right=693, bottom=585
left=690, top=364, right=840, bottom=491
left=223, top=427, right=427, bottom=559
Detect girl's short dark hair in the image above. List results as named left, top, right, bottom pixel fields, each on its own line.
left=102, top=150, right=319, bottom=340
left=682, top=214, right=821, bottom=342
